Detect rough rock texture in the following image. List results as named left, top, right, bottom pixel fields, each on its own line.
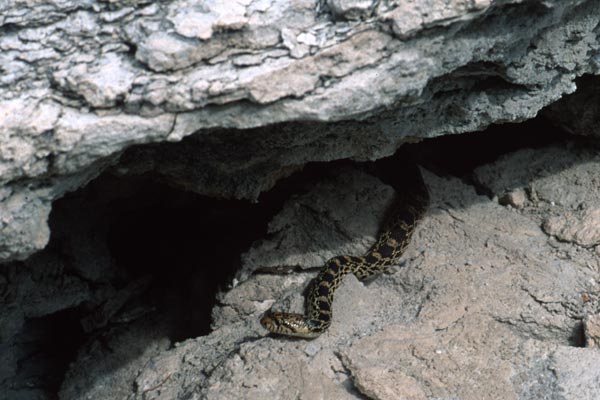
left=2, top=0, right=600, bottom=262
left=239, top=168, right=397, bottom=280
left=57, top=316, right=171, bottom=400
left=52, top=142, right=600, bottom=399
left=585, top=314, right=600, bottom=348
left=3, top=1, right=600, bottom=398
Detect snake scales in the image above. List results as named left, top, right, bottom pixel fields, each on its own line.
left=260, top=166, right=429, bottom=339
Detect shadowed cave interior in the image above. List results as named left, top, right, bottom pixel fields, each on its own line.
left=7, top=115, right=580, bottom=397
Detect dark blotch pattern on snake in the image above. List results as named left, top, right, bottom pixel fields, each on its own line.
left=261, top=167, right=429, bottom=339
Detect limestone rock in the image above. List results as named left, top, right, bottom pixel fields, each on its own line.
left=90, top=144, right=598, bottom=400
left=2, top=0, right=600, bottom=261
left=474, top=146, right=600, bottom=207
left=543, top=207, right=600, bottom=248
left=498, top=187, right=528, bottom=209
left=584, top=314, right=600, bottom=348
left=340, top=318, right=529, bottom=400
left=3, top=0, right=600, bottom=397
left=58, top=317, right=171, bottom=400
left=551, top=347, right=600, bottom=400
left=239, top=167, right=396, bottom=279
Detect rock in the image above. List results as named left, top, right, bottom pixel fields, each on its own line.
left=544, top=75, right=600, bottom=137
left=91, top=144, right=596, bottom=400
left=239, top=167, right=396, bottom=280
left=0, top=252, right=93, bottom=396
left=1, top=0, right=600, bottom=261
left=381, top=0, right=491, bottom=39
left=551, top=347, right=600, bottom=400
left=498, top=187, right=528, bottom=209
left=584, top=314, right=600, bottom=348
left=475, top=145, right=600, bottom=251
left=58, top=317, right=171, bottom=400
left=474, top=146, right=600, bottom=207
left=327, top=0, right=376, bottom=20
left=4, top=0, right=600, bottom=397
left=203, top=340, right=355, bottom=400
left=543, top=207, right=600, bottom=248
left=340, top=317, right=526, bottom=400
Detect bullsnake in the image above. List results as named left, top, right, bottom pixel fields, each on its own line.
left=260, top=167, right=428, bottom=338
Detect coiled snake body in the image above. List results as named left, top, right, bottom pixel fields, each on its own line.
left=261, top=167, right=429, bottom=339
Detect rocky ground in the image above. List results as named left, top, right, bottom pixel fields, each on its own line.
left=46, top=139, right=599, bottom=400
left=2, top=0, right=599, bottom=262
left=2, top=1, right=600, bottom=399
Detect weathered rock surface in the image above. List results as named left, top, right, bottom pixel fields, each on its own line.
left=585, top=314, right=600, bottom=348
left=3, top=1, right=600, bottom=398
left=239, top=168, right=397, bottom=280
left=2, top=0, right=600, bottom=261
left=51, top=142, right=599, bottom=399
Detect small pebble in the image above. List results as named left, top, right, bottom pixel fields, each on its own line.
left=498, top=188, right=527, bottom=209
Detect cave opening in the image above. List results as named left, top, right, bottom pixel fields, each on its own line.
left=3, top=114, right=582, bottom=399
left=12, top=308, right=86, bottom=399
left=50, top=175, right=273, bottom=342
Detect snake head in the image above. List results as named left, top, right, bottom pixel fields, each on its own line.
left=260, top=311, right=322, bottom=339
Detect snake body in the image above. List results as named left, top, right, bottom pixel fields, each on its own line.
left=260, top=167, right=429, bottom=339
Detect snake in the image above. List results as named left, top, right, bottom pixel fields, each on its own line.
left=260, top=166, right=429, bottom=339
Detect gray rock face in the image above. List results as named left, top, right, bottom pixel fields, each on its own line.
left=51, top=142, right=599, bottom=400
left=240, top=168, right=396, bottom=280
left=1, top=0, right=600, bottom=261
left=2, top=1, right=600, bottom=398
left=585, top=314, right=600, bottom=348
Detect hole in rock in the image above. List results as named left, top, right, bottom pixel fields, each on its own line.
left=5, top=113, right=584, bottom=399
left=412, top=115, right=570, bottom=177
left=14, top=309, right=86, bottom=396
left=569, top=322, right=586, bottom=348
left=49, top=174, right=275, bottom=343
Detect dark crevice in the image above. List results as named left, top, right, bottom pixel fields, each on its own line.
left=438, top=61, right=530, bottom=94
left=100, top=176, right=271, bottom=341
left=411, top=115, right=571, bottom=182
left=13, top=308, right=86, bottom=398
left=569, top=321, right=586, bottom=348
left=1, top=111, right=591, bottom=399
left=0, top=22, right=19, bottom=35
left=124, top=41, right=138, bottom=58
